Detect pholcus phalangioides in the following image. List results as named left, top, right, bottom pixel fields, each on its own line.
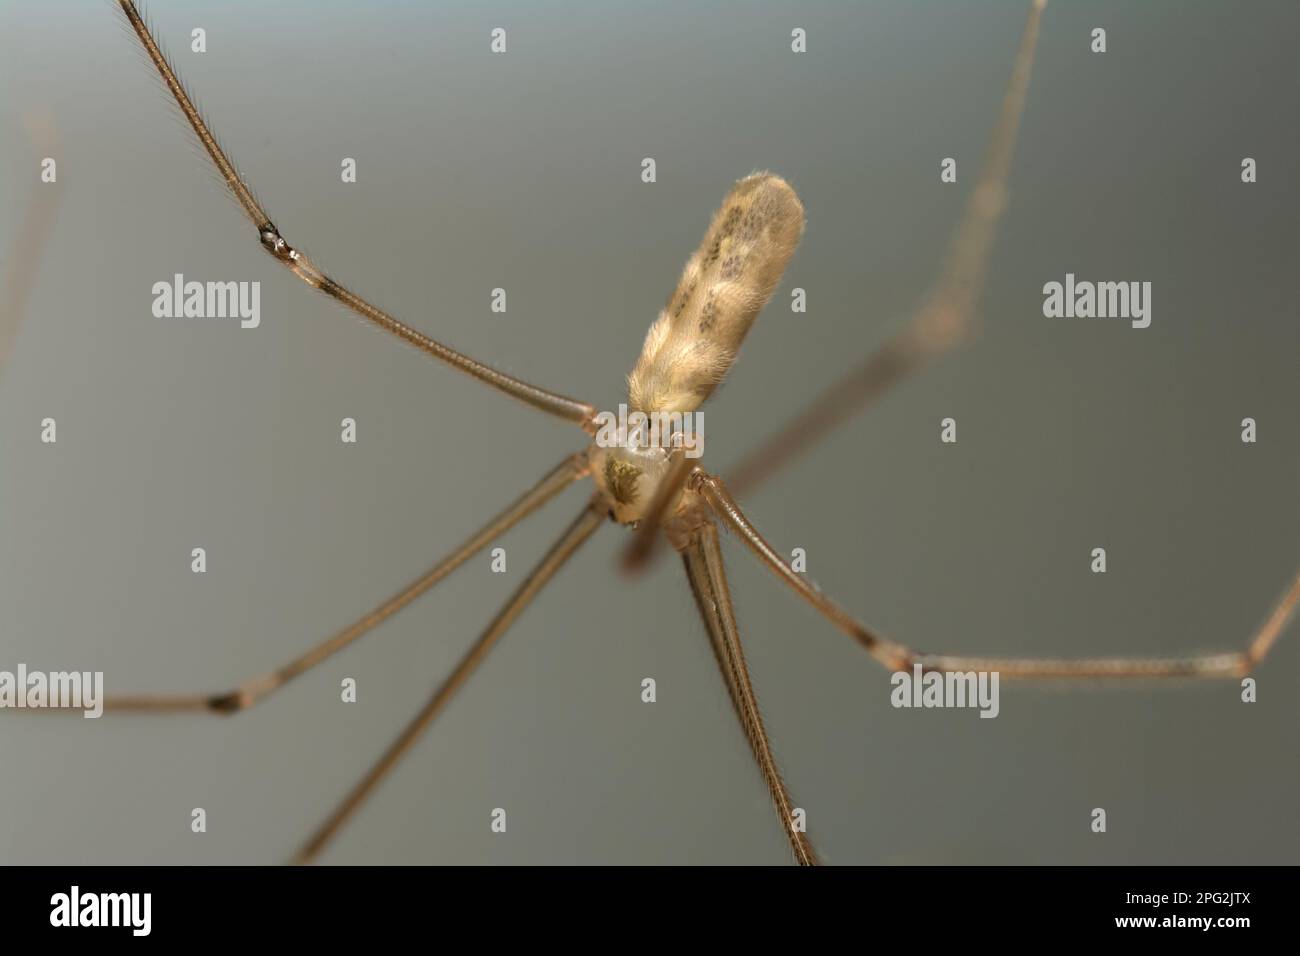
left=10, top=0, right=1299, bottom=865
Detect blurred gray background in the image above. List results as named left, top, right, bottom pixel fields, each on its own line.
left=1, top=0, right=1298, bottom=865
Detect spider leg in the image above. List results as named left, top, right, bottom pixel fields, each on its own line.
left=682, top=520, right=819, bottom=865
left=728, top=0, right=1048, bottom=495
left=0, top=112, right=60, bottom=376
left=115, top=0, right=599, bottom=431
left=695, top=470, right=1300, bottom=681
left=8, top=453, right=588, bottom=715
left=293, top=499, right=604, bottom=864
left=621, top=451, right=694, bottom=572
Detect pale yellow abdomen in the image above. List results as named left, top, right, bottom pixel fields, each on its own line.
left=628, top=173, right=805, bottom=415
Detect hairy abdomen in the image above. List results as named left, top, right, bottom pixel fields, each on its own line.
left=628, top=173, right=805, bottom=415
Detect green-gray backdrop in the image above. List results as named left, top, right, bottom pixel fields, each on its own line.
left=1, top=0, right=1297, bottom=864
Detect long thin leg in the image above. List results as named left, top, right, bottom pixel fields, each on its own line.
left=620, top=452, right=694, bottom=572
left=729, top=0, right=1047, bottom=495
left=115, top=0, right=598, bottom=431
left=14, top=453, right=586, bottom=716
left=682, top=522, right=819, bottom=865
left=293, top=500, right=604, bottom=864
left=694, top=470, right=1300, bottom=680
left=1, top=112, right=60, bottom=376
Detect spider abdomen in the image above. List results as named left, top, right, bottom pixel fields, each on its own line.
left=628, top=172, right=805, bottom=416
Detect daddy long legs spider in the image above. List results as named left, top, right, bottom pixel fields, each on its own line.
left=4, top=0, right=1298, bottom=865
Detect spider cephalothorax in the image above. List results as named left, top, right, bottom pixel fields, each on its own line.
left=590, top=441, right=682, bottom=525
